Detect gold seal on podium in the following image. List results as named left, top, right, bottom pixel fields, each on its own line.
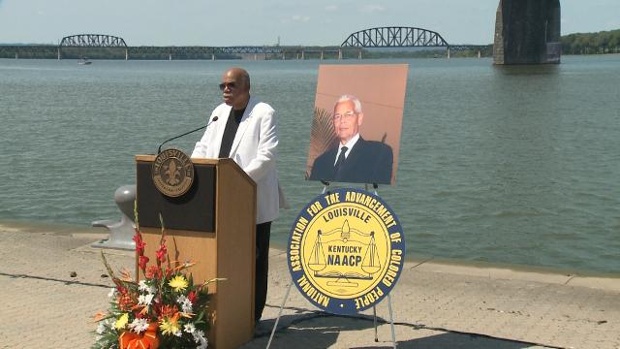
left=152, top=148, right=194, bottom=197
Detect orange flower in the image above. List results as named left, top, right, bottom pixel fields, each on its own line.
left=145, top=265, right=160, bottom=279
left=159, top=304, right=179, bottom=318
left=117, top=289, right=136, bottom=312
left=93, top=311, right=108, bottom=322
left=119, top=322, right=159, bottom=349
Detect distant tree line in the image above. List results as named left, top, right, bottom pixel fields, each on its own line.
left=561, top=29, right=620, bottom=54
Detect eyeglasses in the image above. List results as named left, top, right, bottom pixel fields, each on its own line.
left=219, top=82, right=237, bottom=91
left=333, top=111, right=357, bottom=121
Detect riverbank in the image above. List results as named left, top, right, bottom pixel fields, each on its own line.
left=0, top=223, right=618, bottom=348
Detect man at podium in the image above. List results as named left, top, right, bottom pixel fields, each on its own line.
left=191, top=67, right=283, bottom=323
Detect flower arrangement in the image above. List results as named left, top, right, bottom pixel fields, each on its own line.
left=93, top=221, right=220, bottom=349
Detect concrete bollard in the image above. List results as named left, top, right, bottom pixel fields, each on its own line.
left=91, top=184, right=137, bottom=250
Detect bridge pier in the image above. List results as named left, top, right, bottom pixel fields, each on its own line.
left=493, top=0, right=561, bottom=64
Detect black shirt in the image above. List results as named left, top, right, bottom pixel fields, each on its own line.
left=218, top=107, right=246, bottom=158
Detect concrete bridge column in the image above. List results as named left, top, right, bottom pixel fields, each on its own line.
left=493, top=0, right=561, bottom=64
left=338, top=49, right=342, bottom=60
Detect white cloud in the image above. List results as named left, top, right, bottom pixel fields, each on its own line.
left=325, top=5, right=338, bottom=12
left=359, top=4, right=385, bottom=14
left=291, top=14, right=311, bottom=23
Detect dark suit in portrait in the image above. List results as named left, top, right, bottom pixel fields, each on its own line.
left=309, top=137, right=393, bottom=184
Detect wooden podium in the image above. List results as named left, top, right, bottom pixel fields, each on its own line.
left=135, top=155, right=256, bottom=349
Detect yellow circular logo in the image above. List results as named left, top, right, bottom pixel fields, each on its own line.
left=288, top=188, right=405, bottom=315
left=152, top=148, right=194, bottom=197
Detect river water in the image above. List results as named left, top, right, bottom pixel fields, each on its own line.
left=1, top=55, right=618, bottom=275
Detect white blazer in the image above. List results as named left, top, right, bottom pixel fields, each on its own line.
left=191, top=96, right=283, bottom=224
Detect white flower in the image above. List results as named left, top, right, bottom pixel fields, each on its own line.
left=184, top=323, right=196, bottom=334
left=138, top=280, right=156, bottom=294
left=96, top=321, right=107, bottom=335
left=138, top=293, right=154, bottom=306
left=177, top=295, right=193, bottom=313
left=193, top=329, right=208, bottom=349
left=96, top=318, right=114, bottom=335
left=128, top=318, right=150, bottom=333
left=107, top=288, right=117, bottom=298
left=138, top=280, right=149, bottom=290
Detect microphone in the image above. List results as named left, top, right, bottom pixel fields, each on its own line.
left=157, top=116, right=218, bottom=154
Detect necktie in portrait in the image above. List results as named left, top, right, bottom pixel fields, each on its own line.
left=334, top=146, right=348, bottom=175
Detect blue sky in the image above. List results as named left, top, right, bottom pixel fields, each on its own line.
left=0, top=0, right=618, bottom=46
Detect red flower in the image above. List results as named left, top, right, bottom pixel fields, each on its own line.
left=138, top=255, right=150, bottom=271
left=187, top=290, right=197, bottom=303
left=133, top=230, right=146, bottom=255
left=155, top=242, right=167, bottom=264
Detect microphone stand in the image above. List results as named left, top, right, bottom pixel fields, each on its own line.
left=157, top=125, right=207, bottom=154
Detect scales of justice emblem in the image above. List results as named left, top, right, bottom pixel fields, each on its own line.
left=308, top=220, right=382, bottom=286
left=288, top=188, right=406, bottom=315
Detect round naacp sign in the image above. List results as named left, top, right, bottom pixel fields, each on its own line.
left=287, top=188, right=406, bottom=315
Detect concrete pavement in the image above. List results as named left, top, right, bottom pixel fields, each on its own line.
left=0, top=223, right=618, bottom=349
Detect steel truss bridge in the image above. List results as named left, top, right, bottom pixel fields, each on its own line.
left=341, top=26, right=448, bottom=48
left=60, top=34, right=128, bottom=48
left=2, top=28, right=486, bottom=60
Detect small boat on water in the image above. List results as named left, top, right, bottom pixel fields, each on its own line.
left=78, top=58, right=92, bottom=65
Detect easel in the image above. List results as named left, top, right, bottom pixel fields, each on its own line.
left=266, top=181, right=398, bottom=349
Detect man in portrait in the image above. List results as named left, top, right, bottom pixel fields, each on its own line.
left=308, top=94, right=393, bottom=184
